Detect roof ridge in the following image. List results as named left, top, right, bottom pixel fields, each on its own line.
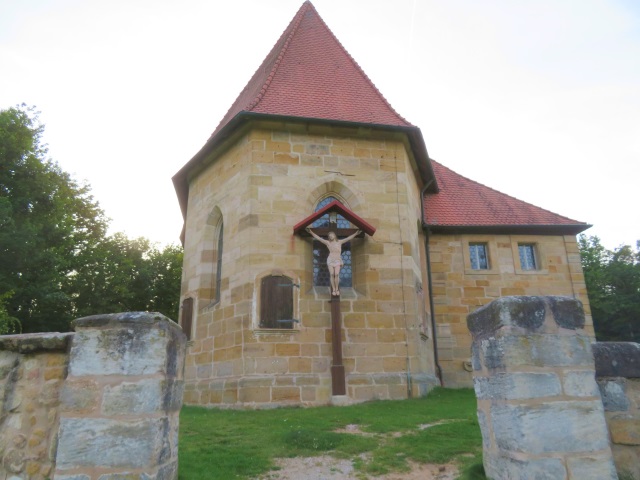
left=308, top=3, right=413, bottom=126
left=429, top=159, right=582, bottom=224
left=245, top=1, right=310, bottom=113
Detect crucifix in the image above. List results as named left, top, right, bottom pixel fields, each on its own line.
left=293, top=201, right=376, bottom=396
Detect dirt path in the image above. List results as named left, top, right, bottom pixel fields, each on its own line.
left=254, top=456, right=458, bottom=480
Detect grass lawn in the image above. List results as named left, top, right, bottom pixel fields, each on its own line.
left=179, top=387, right=486, bottom=479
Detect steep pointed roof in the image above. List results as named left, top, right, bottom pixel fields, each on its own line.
left=211, top=1, right=412, bottom=138
left=423, top=161, right=590, bottom=235
left=173, top=1, right=435, bottom=221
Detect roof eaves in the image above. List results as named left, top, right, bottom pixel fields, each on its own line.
left=425, top=223, right=592, bottom=236
left=173, top=110, right=439, bottom=220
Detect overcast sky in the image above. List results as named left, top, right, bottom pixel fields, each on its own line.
left=1, top=0, right=638, bottom=249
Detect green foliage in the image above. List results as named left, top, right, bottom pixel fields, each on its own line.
left=579, top=235, right=640, bottom=342
left=0, top=105, right=183, bottom=331
left=71, top=234, right=183, bottom=321
left=0, top=291, right=21, bottom=334
left=179, top=388, right=484, bottom=480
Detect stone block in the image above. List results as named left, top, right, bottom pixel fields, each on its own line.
left=468, top=296, right=546, bottom=339
left=548, top=296, right=585, bottom=329
left=60, top=379, right=100, bottom=413
left=102, top=379, right=184, bottom=415
left=0, top=332, right=74, bottom=354
left=467, top=296, right=585, bottom=338
left=69, top=313, right=185, bottom=377
left=474, top=372, right=561, bottom=400
left=275, top=343, right=300, bottom=356
left=593, top=342, right=640, bottom=378
left=56, top=417, right=170, bottom=469
left=491, top=401, right=610, bottom=454
left=272, top=387, right=300, bottom=402
left=476, top=409, right=491, bottom=449
left=484, top=453, right=566, bottom=480
left=480, top=333, right=593, bottom=370
left=598, top=378, right=629, bottom=411
left=609, top=415, right=640, bottom=445
left=566, top=454, right=618, bottom=479
left=612, top=447, right=640, bottom=480
left=239, top=387, right=270, bottom=403
left=563, top=370, right=600, bottom=397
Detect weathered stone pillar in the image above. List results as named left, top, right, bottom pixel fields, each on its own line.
left=594, top=342, right=640, bottom=479
left=54, top=312, right=186, bottom=480
left=468, top=296, right=617, bottom=480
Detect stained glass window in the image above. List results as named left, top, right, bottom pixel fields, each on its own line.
left=518, top=244, right=537, bottom=270
left=469, top=243, right=488, bottom=270
left=312, top=197, right=352, bottom=287
left=312, top=196, right=351, bottom=229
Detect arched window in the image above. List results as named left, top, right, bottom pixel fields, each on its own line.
left=214, top=221, right=223, bottom=304
left=204, top=208, right=224, bottom=306
left=312, top=196, right=352, bottom=288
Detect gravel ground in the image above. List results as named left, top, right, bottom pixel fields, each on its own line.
left=254, top=456, right=458, bottom=480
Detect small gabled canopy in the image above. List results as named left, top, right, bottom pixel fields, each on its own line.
left=423, top=160, right=591, bottom=235
left=293, top=200, right=376, bottom=237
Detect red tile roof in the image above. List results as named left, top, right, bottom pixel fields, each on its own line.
left=210, top=1, right=413, bottom=138
left=424, top=160, right=590, bottom=233
left=173, top=1, right=435, bottom=222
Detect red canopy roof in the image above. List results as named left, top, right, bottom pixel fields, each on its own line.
left=423, top=160, right=590, bottom=234
left=293, top=200, right=376, bottom=236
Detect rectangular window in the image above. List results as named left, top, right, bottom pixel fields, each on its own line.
left=469, top=243, right=489, bottom=270
left=518, top=244, right=537, bottom=270
left=260, top=275, right=295, bottom=329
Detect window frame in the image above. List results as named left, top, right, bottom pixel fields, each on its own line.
left=254, top=271, right=300, bottom=331
left=462, top=237, right=499, bottom=275
left=511, top=239, right=548, bottom=275
left=518, top=243, right=538, bottom=271
left=469, top=243, right=490, bottom=270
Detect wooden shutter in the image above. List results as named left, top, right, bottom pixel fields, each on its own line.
left=260, top=276, right=293, bottom=328
left=181, top=297, right=194, bottom=340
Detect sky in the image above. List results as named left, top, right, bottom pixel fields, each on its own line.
left=1, top=0, right=638, bottom=249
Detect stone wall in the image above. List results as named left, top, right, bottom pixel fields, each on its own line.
left=180, top=121, right=437, bottom=406
left=594, top=342, right=640, bottom=479
left=0, top=332, right=73, bottom=479
left=0, top=312, right=186, bottom=480
left=430, top=233, right=593, bottom=387
left=468, top=296, right=617, bottom=479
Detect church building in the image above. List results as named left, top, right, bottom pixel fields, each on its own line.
left=172, top=1, right=591, bottom=406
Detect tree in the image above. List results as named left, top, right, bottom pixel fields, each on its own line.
left=579, top=235, right=640, bottom=342
left=1, top=105, right=108, bottom=332
left=70, top=234, right=183, bottom=321
left=0, top=291, right=20, bottom=335
left=1, top=105, right=182, bottom=332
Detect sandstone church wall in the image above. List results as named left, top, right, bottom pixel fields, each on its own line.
left=429, top=233, right=592, bottom=387
left=180, top=121, right=438, bottom=406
